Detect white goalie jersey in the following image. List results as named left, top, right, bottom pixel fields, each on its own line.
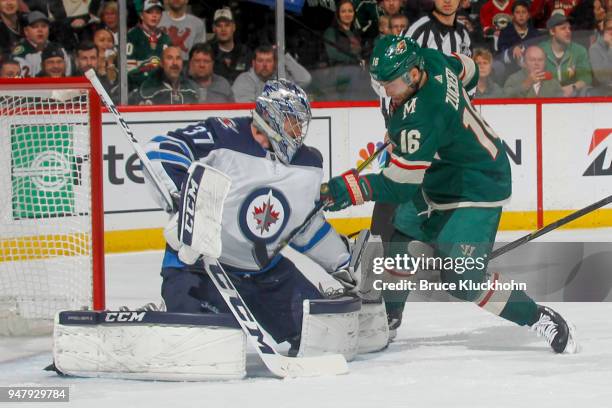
left=145, top=116, right=350, bottom=272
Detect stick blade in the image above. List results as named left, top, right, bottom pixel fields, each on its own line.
left=263, top=353, right=349, bottom=378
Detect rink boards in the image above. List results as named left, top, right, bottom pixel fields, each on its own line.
left=96, top=98, right=612, bottom=252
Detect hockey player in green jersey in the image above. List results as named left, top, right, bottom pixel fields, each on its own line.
left=321, top=35, right=577, bottom=354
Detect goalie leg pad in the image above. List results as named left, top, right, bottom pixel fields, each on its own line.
left=358, top=298, right=389, bottom=353
left=297, top=297, right=361, bottom=361
left=164, top=163, right=232, bottom=264
left=53, top=311, right=246, bottom=381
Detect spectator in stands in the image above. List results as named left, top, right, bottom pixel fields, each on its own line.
left=232, top=44, right=311, bottom=102
left=540, top=13, right=592, bottom=96
left=589, top=12, right=612, bottom=95
left=93, top=28, right=117, bottom=83
left=323, top=0, right=363, bottom=66
left=479, top=0, right=513, bottom=42
left=373, top=14, right=391, bottom=48
left=188, top=42, right=234, bottom=103
left=0, top=58, right=20, bottom=77
left=38, top=43, right=66, bottom=78
left=379, top=14, right=391, bottom=36
left=497, top=0, right=541, bottom=78
left=406, top=0, right=472, bottom=56
left=74, top=40, right=98, bottom=74
left=595, top=0, right=608, bottom=34
left=381, top=0, right=402, bottom=20
left=474, top=48, right=504, bottom=97
left=211, top=7, right=252, bottom=84
left=127, top=0, right=172, bottom=90
left=160, top=0, right=206, bottom=61
left=530, top=0, right=580, bottom=29
left=74, top=39, right=119, bottom=102
left=132, top=45, right=199, bottom=105
left=97, top=1, right=119, bottom=45
left=36, top=0, right=101, bottom=52
left=390, top=13, right=409, bottom=35
left=457, top=0, right=483, bottom=48
left=12, top=11, right=71, bottom=77
left=0, top=0, right=25, bottom=58
left=356, top=0, right=384, bottom=42
left=356, top=0, right=403, bottom=54
left=569, top=0, right=607, bottom=48
left=503, top=44, right=564, bottom=96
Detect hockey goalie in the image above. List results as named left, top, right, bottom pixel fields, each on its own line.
left=52, top=79, right=388, bottom=381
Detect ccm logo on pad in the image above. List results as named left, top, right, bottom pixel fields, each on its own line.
left=104, top=312, right=146, bottom=322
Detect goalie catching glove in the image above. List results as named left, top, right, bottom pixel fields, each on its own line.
left=320, top=169, right=373, bottom=212
left=164, top=162, right=232, bottom=264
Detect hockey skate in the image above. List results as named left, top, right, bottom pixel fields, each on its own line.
left=530, top=305, right=578, bottom=354
left=387, top=307, right=403, bottom=341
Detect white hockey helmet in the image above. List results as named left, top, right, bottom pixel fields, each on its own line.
left=253, top=79, right=311, bottom=164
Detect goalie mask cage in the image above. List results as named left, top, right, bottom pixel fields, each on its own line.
left=0, top=78, right=105, bottom=335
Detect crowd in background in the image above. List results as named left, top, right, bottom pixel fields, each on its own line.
left=0, top=0, right=611, bottom=104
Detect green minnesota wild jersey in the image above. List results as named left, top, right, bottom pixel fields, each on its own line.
left=365, top=48, right=511, bottom=209
left=12, top=40, right=71, bottom=78
left=127, top=26, right=172, bottom=86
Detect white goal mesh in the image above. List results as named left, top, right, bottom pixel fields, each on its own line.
left=0, top=82, right=104, bottom=335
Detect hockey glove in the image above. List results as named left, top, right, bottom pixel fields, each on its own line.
left=320, top=169, right=373, bottom=212
left=331, top=268, right=358, bottom=294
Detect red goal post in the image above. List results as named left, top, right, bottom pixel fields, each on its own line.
left=0, top=77, right=105, bottom=335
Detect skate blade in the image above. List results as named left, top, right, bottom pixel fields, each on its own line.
left=563, top=323, right=579, bottom=354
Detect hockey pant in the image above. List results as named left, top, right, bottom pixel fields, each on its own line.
left=383, top=189, right=538, bottom=327
left=161, top=252, right=324, bottom=343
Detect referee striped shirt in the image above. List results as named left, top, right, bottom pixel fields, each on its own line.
left=405, top=13, right=472, bottom=57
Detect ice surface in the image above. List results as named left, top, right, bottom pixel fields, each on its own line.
left=1, top=229, right=611, bottom=408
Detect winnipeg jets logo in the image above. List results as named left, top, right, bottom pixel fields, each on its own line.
left=239, top=187, right=290, bottom=243
left=253, top=190, right=280, bottom=234
left=217, top=117, right=238, bottom=133
left=584, top=128, right=612, bottom=176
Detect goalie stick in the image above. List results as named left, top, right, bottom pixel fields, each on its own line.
left=85, top=70, right=176, bottom=212
left=85, top=69, right=348, bottom=378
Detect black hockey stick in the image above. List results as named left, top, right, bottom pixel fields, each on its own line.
left=263, top=141, right=391, bottom=266
left=345, top=194, right=612, bottom=261
left=85, top=69, right=348, bottom=378
left=490, top=194, right=612, bottom=260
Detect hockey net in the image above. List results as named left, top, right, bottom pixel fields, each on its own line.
left=0, top=78, right=105, bottom=335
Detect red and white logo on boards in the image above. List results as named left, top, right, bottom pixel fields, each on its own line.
left=584, top=128, right=612, bottom=176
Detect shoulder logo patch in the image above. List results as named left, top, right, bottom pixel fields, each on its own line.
left=434, top=75, right=443, bottom=83
left=402, top=97, right=418, bottom=119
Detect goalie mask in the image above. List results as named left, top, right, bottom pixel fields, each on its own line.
left=253, top=79, right=312, bottom=164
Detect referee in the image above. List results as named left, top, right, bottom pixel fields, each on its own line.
left=404, top=0, right=472, bottom=57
